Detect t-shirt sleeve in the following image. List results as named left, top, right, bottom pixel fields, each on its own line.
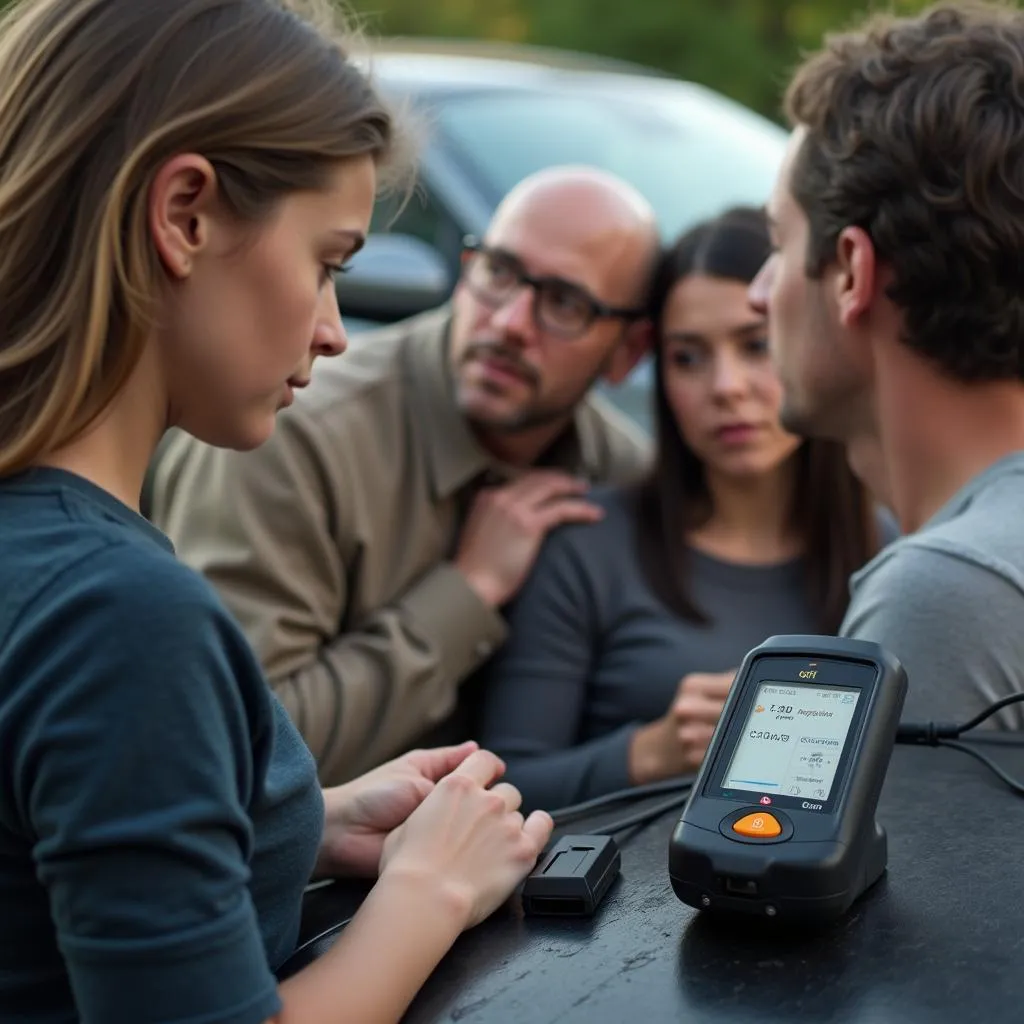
left=840, top=540, right=1024, bottom=729
left=7, top=543, right=282, bottom=1024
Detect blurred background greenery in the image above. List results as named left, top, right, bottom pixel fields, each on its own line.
left=347, top=0, right=940, bottom=120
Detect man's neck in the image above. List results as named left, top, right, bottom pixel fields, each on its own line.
left=845, top=431, right=891, bottom=510
left=875, top=355, right=1024, bottom=532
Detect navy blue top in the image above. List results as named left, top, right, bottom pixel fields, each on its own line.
left=0, top=468, right=324, bottom=1023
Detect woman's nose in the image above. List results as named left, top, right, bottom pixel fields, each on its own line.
left=314, top=286, right=348, bottom=358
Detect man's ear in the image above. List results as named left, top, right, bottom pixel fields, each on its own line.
left=603, top=318, right=652, bottom=385
left=148, top=153, right=219, bottom=280
left=833, top=226, right=877, bottom=328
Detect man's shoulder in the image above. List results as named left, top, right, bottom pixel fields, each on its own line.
left=855, top=469, right=1024, bottom=601
left=853, top=528, right=1024, bottom=600
left=845, top=520, right=1024, bottom=644
left=842, top=512, right=1024, bottom=726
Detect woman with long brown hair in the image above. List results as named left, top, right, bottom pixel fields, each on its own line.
left=0, top=2, right=551, bottom=1021
left=478, top=205, right=896, bottom=811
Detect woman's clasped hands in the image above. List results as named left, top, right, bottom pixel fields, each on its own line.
left=318, top=741, right=554, bottom=929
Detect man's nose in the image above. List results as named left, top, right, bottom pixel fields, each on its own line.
left=489, top=285, right=536, bottom=345
left=748, top=257, right=773, bottom=316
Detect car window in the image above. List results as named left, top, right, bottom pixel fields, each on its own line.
left=432, top=85, right=785, bottom=239
left=370, top=187, right=464, bottom=271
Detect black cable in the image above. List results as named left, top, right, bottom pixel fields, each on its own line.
left=896, top=691, right=1024, bottom=744
left=583, top=790, right=692, bottom=837
left=897, top=691, right=1024, bottom=795
left=550, top=774, right=696, bottom=827
left=279, top=916, right=354, bottom=979
left=948, top=692, right=1024, bottom=734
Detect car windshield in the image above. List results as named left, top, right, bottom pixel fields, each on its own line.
left=432, top=81, right=787, bottom=239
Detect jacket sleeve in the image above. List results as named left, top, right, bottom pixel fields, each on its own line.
left=149, top=414, right=507, bottom=785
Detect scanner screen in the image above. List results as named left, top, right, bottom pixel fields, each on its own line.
left=722, top=681, right=860, bottom=802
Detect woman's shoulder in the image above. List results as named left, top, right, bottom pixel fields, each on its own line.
left=546, top=483, right=637, bottom=552
left=34, top=530, right=228, bottom=632
left=0, top=472, right=229, bottom=640
left=4, top=531, right=264, bottom=726
left=524, top=484, right=641, bottom=602
left=586, top=482, right=636, bottom=515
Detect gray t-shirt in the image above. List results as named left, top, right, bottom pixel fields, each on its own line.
left=841, top=450, right=1024, bottom=730
left=477, top=486, right=886, bottom=811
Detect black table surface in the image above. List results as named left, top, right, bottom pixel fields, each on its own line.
left=297, top=740, right=1024, bottom=1023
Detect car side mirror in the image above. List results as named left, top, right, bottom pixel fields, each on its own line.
left=335, top=233, right=452, bottom=322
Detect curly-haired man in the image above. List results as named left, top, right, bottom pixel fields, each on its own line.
left=751, top=1, right=1024, bottom=727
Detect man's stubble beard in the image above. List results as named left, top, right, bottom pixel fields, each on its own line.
left=457, top=384, right=585, bottom=434
left=454, top=348, right=612, bottom=436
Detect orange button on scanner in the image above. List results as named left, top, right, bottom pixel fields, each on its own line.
left=732, top=812, right=782, bottom=838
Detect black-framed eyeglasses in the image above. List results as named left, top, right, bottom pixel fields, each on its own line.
left=461, top=236, right=647, bottom=339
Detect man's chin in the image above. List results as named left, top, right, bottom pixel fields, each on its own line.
left=461, top=397, right=571, bottom=436
left=461, top=403, right=529, bottom=433
left=779, top=398, right=832, bottom=441
left=453, top=383, right=521, bottom=429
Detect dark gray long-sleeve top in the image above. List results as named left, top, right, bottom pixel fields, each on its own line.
left=477, top=486, right=896, bottom=812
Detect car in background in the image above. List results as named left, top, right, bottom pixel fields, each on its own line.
left=338, top=39, right=787, bottom=431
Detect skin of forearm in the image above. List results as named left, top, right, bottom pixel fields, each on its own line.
left=275, top=869, right=467, bottom=1024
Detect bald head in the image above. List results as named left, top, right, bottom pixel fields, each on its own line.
left=485, top=165, right=660, bottom=307
left=448, top=164, right=660, bottom=438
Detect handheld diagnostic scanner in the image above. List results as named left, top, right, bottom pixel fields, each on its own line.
left=669, top=635, right=907, bottom=923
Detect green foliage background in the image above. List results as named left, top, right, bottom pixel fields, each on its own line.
left=3, top=0, right=1015, bottom=120
left=345, top=0, right=948, bottom=119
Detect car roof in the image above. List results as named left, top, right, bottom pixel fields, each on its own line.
left=366, top=36, right=669, bottom=79
left=359, top=37, right=692, bottom=96
left=359, top=38, right=784, bottom=138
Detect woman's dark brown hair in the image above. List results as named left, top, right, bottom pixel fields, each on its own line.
left=634, top=205, right=880, bottom=635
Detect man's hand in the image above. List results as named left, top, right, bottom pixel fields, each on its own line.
left=628, top=670, right=736, bottom=785
left=454, top=470, right=603, bottom=608
left=315, top=741, right=481, bottom=878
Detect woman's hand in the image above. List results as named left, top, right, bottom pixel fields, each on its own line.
left=316, top=741, right=482, bottom=878
left=378, top=748, right=553, bottom=930
left=628, top=669, right=736, bottom=784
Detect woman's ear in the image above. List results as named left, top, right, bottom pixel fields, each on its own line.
left=148, top=153, right=218, bottom=280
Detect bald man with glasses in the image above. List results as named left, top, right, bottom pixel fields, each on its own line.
left=148, top=165, right=659, bottom=785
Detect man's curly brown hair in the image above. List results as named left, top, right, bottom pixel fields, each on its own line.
left=785, top=1, right=1024, bottom=382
